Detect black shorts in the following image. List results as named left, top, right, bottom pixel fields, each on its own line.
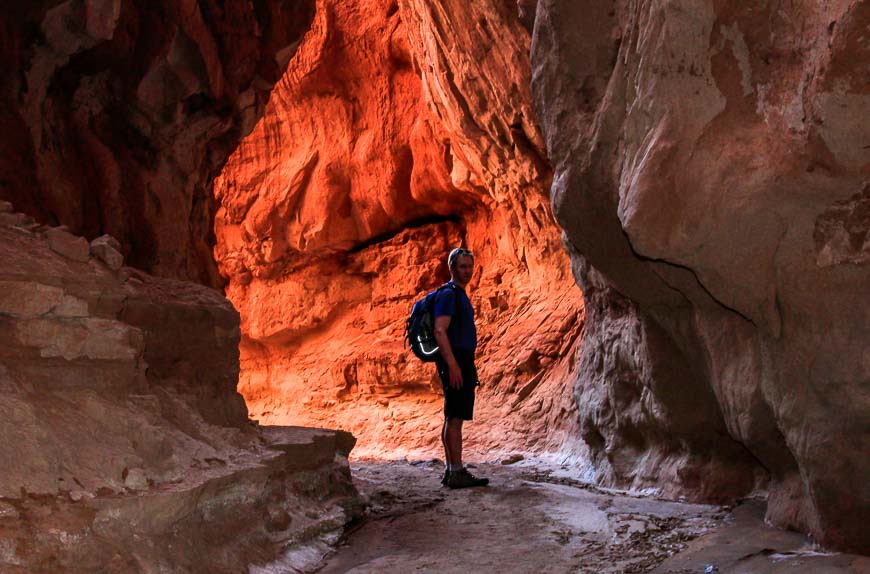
left=436, top=349, right=479, bottom=420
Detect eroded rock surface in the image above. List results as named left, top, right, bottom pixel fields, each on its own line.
left=214, top=0, right=585, bottom=458
left=0, top=0, right=315, bottom=284
left=0, top=210, right=360, bottom=572
left=531, top=0, right=870, bottom=552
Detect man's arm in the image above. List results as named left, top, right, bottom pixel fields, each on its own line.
left=434, top=315, right=463, bottom=389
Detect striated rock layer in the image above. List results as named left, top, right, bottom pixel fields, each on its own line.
left=0, top=0, right=315, bottom=284
left=0, top=204, right=360, bottom=572
left=214, top=0, right=585, bottom=458
left=531, top=0, right=870, bottom=552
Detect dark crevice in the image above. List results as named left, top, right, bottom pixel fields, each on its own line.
left=346, top=214, right=462, bottom=254
left=618, top=225, right=758, bottom=327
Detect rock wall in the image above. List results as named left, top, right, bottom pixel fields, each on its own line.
left=0, top=203, right=360, bottom=572
left=531, top=0, right=869, bottom=552
left=9, top=0, right=865, bottom=558
left=214, top=0, right=585, bottom=458
left=0, top=0, right=314, bottom=284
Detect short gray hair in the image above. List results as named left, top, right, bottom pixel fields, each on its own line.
left=448, top=247, right=473, bottom=269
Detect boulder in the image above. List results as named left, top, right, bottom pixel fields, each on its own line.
left=89, top=234, right=124, bottom=270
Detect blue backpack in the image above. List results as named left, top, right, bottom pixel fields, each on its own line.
left=405, top=283, right=459, bottom=362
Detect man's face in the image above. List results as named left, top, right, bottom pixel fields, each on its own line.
left=452, top=255, right=475, bottom=285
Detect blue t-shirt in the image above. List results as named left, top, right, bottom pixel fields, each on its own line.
left=433, top=282, right=477, bottom=352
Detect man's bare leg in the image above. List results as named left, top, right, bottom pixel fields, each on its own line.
left=441, top=419, right=453, bottom=467
left=445, top=418, right=463, bottom=468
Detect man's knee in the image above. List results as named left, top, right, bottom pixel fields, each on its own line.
left=446, top=418, right=463, bottom=430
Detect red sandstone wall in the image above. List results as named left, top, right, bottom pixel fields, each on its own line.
left=214, top=0, right=585, bottom=458
left=531, top=0, right=870, bottom=553
left=0, top=0, right=314, bottom=284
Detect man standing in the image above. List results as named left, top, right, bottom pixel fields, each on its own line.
left=433, top=247, right=489, bottom=489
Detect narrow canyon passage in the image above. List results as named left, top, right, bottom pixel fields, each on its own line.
left=0, top=0, right=867, bottom=571
left=211, top=0, right=870, bottom=558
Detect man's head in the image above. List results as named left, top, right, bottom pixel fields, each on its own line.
left=448, top=247, right=474, bottom=287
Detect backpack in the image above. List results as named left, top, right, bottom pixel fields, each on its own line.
left=405, top=283, right=459, bottom=362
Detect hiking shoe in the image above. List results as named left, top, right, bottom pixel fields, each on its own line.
left=441, top=469, right=450, bottom=485
left=447, top=468, right=489, bottom=489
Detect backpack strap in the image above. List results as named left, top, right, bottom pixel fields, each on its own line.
left=436, top=282, right=461, bottom=320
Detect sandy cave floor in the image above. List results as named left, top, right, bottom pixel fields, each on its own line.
left=296, top=460, right=869, bottom=574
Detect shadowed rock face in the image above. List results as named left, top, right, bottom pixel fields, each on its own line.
left=0, top=0, right=314, bottom=284
left=531, top=0, right=869, bottom=552
left=0, top=3, right=368, bottom=570
left=0, top=208, right=360, bottom=572
left=214, top=0, right=585, bottom=458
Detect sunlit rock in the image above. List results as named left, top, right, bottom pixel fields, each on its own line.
left=214, top=0, right=585, bottom=458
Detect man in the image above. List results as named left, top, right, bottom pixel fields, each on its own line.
left=433, top=247, right=489, bottom=489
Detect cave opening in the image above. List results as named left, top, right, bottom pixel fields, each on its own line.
left=211, top=0, right=586, bottom=460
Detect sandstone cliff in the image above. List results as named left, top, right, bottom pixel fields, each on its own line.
left=214, top=0, right=586, bottom=458
left=531, top=0, right=869, bottom=553
left=0, top=0, right=314, bottom=284
left=0, top=203, right=360, bottom=572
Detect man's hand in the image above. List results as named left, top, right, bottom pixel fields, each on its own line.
left=448, top=362, right=463, bottom=389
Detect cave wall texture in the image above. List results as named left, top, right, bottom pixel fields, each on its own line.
left=0, top=0, right=314, bottom=284
left=531, top=0, right=869, bottom=553
left=214, top=0, right=586, bottom=459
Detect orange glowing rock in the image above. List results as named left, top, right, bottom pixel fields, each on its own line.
left=214, top=0, right=585, bottom=458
